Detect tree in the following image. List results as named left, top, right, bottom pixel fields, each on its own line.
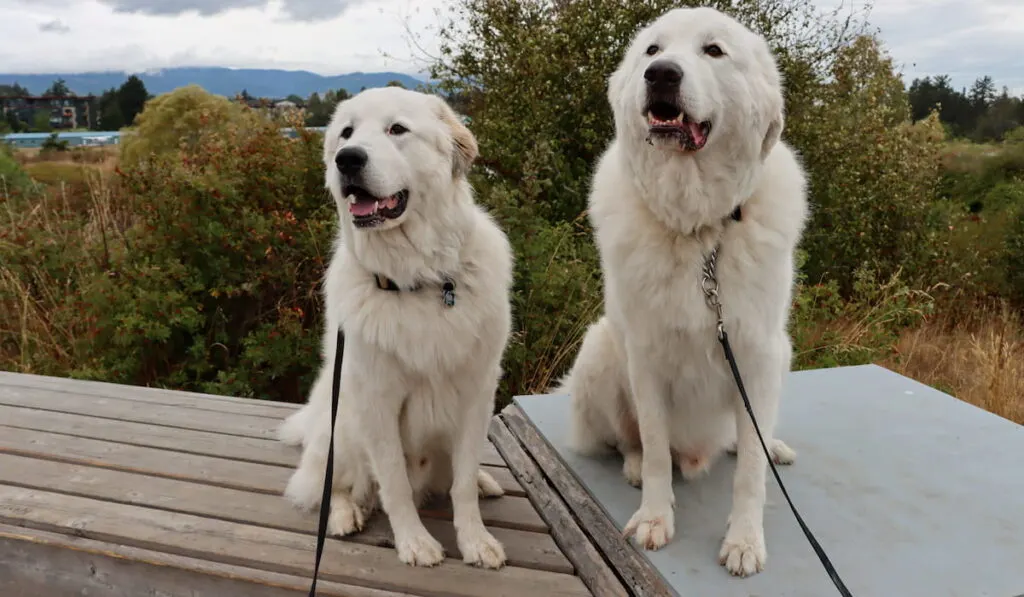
left=5, top=110, right=24, bottom=132
left=431, top=0, right=866, bottom=224
left=45, top=78, right=72, bottom=97
left=32, top=111, right=53, bottom=132
left=98, top=87, right=125, bottom=130
left=386, top=80, right=406, bottom=88
left=120, top=84, right=261, bottom=166
left=118, top=75, right=149, bottom=127
left=0, top=83, right=29, bottom=97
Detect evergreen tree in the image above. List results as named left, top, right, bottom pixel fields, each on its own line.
left=118, top=75, right=149, bottom=127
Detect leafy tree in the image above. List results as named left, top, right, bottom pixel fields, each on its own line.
left=4, top=110, right=24, bottom=132
left=120, top=84, right=260, bottom=166
left=118, top=75, right=149, bottom=127
left=98, top=88, right=125, bottom=130
left=427, top=0, right=878, bottom=395
left=0, top=83, right=29, bottom=97
left=45, top=78, right=72, bottom=97
left=32, top=111, right=52, bottom=132
left=386, top=80, right=406, bottom=88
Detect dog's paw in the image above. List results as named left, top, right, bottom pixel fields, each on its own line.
left=623, top=505, right=674, bottom=550
left=718, top=521, right=767, bottom=577
left=457, top=526, right=506, bottom=569
left=327, top=494, right=365, bottom=537
left=768, top=439, right=796, bottom=465
left=283, top=467, right=322, bottom=511
left=395, top=530, right=445, bottom=567
left=276, top=410, right=307, bottom=447
left=622, top=452, right=642, bottom=488
left=726, top=438, right=797, bottom=466
left=476, top=469, right=505, bottom=498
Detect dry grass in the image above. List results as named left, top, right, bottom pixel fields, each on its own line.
left=0, top=151, right=132, bottom=374
left=881, top=303, right=1024, bottom=424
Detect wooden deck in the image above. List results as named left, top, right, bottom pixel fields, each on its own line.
left=0, top=371, right=632, bottom=597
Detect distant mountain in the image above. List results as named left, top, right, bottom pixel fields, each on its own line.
left=0, top=67, right=427, bottom=98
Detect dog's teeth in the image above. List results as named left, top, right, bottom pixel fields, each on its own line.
left=374, top=201, right=380, bottom=212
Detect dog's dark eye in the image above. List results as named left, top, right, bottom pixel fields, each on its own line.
left=388, top=123, right=409, bottom=136
left=703, top=44, right=725, bottom=58
left=340, top=126, right=353, bottom=139
left=645, top=44, right=660, bottom=56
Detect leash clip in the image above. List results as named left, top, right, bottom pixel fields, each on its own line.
left=441, top=278, right=456, bottom=307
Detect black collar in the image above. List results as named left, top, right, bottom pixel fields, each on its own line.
left=373, top=273, right=457, bottom=307
left=374, top=274, right=420, bottom=292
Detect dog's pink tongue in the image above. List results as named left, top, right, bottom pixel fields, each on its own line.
left=349, top=199, right=377, bottom=216
left=687, top=121, right=706, bottom=147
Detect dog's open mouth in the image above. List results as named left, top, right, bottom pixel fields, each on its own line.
left=645, top=101, right=711, bottom=151
left=343, top=185, right=409, bottom=228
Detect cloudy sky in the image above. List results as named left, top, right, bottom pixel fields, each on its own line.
left=1, top=0, right=1022, bottom=93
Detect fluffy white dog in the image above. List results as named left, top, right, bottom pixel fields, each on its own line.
left=557, top=7, right=808, bottom=577
left=278, top=87, right=512, bottom=569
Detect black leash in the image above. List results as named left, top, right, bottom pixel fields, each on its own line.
left=703, top=247, right=853, bottom=597
left=308, top=328, right=344, bottom=597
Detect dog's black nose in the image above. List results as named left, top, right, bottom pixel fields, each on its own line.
left=335, top=146, right=368, bottom=175
left=644, top=60, right=683, bottom=91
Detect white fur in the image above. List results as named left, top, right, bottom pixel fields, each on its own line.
left=279, top=87, right=513, bottom=570
left=556, top=7, right=808, bottom=577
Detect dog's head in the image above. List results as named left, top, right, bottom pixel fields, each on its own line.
left=323, top=87, right=478, bottom=232
left=608, top=7, right=784, bottom=162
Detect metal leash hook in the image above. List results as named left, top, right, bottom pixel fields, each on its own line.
left=700, top=246, right=725, bottom=340
left=700, top=246, right=853, bottom=597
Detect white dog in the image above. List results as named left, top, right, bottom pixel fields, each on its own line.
left=557, top=7, right=808, bottom=577
left=278, top=87, right=512, bottom=570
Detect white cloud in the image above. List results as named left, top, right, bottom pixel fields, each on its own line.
left=0, top=0, right=447, bottom=75
left=1, top=0, right=1022, bottom=95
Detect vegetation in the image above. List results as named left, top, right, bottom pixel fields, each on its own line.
left=1, top=1, right=1022, bottom=425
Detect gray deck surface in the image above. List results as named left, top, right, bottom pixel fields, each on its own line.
left=515, top=364, right=1024, bottom=597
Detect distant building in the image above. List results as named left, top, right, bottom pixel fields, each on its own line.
left=3, top=126, right=328, bottom=148
left=0, top=95, right=97, bottom=130
left=2, top=131, right=121, bottom=149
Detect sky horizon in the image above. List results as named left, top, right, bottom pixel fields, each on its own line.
left=1, top=0, right=1022, bottom=94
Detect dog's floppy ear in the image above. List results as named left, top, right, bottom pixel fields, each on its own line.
left=761, top=107, right=783, bottom=161
left=434, top=96, right=478, bottom=177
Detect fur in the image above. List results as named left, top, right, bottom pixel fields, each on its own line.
left=555, top=7, right=808, bottom=577
left=278, top=87, right=513, bottom=569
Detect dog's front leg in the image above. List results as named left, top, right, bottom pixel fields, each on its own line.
left=360, top=403, right=445, bottom=567
left=622, top=348, right=676, bottom=550
left=719, top=351, right=784, bottom=577
left=449, top=380, right=506, bottom=569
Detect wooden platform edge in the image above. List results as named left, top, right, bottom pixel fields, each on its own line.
left=0, top=523, right=416, bottom=597
left=488, top=412, right=628, bottom=597
left=496, top=403, right=677, bottom=597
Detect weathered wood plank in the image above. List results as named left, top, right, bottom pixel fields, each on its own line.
left=501, top=404, right=675, bottom=597
left=0, top=453, right=569, bottom=574
left=0, top=370, right=299, bottom=413
left=490, top=416, right=630, bottom=597
left=0, top=426, right=541, bottom=531
left=0, top=389, right=507, bottom=468
left=0, top=523, right=416, bottom=597
left=0, top=384, right=284, bottom=438
left=0, top=486, right=590, bottom=597
left=0, top=403, right=507, bottom=469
